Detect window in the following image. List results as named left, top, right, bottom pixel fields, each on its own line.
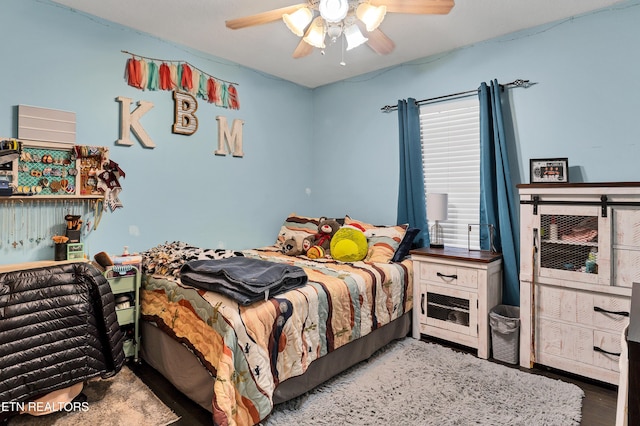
left=420, top=98, right=480, bottom=249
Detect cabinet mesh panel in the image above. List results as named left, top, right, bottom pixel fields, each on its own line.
left=540, top=214, right=598, bottom=272
left=427, top=293, right=470, bottom=326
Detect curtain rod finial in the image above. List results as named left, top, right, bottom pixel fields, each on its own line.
left=511, top=79, right=531, bottom=88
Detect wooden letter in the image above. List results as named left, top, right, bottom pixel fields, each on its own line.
left=215, top=116, right=244, bottom=157
left=115, top=96, right=156, bottom=148
left=172, top=91, right=198, bottom=135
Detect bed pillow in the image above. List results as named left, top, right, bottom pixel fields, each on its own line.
left=391, top=227, right=421, bottom=262
left=275, top=213, right=322, bottom=249
left=275, top=214, right=346, bottom=251
left=344, top=216, right=408, bottom=263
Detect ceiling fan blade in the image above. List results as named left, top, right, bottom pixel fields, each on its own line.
left=367, top=29, right=395, bottom=55
left=292, top=22, right=316, bottom=59
left=371, top=0, right=454, bottom=14
left=226, top=3, right=309, bottom=30
left=292, top=39, right=314, bottom=58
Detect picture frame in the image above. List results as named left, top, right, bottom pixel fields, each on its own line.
left=529, top=158, right=569, bottom=183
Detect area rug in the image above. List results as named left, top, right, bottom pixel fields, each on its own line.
left=264, top=338, right=584, bottom=425
left=8, top=366, right=179, bottom=426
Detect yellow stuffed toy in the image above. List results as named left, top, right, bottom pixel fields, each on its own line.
left=306, top=245, right=325, bottom=259
left=330, top=223, right=368, bottom=262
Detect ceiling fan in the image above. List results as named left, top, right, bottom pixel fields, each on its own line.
left=226, top=0, right=455, bottom=59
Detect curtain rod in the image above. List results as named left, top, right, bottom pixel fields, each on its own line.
left=380, top=79, right=532, bottom=113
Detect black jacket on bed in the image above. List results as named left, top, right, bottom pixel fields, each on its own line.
left=0, top=262, right=125, bottom=404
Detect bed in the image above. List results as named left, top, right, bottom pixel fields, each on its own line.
left=139, top=214, right=416, bottom=425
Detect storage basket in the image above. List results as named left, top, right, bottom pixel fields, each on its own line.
left=489, top=305, right=520, bottom=364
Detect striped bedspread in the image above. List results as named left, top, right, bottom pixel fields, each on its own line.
left=141, top=248, right=413, bottom=425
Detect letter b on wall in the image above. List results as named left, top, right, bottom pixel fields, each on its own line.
left=173, top=91, right=198, bottom=135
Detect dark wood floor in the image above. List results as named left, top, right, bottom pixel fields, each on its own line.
left=131, top=338, right=620, bottom=426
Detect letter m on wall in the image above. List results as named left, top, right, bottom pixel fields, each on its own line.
left=215, top=116, right=244, bottom=157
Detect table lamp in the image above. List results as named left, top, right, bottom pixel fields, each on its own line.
left=427, top=193, right=448, bottom=248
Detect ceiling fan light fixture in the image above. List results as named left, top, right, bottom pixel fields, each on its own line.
left=303, top=17, right=326, bottom=49
left=344, top=24, right=368, bottom=50
left=356, top=3, right=386, bottom=32
left=283, top=7, right=313, bottom=37
left=319, top=0, right=349, bottom=23
left=327, top=23, right=342, bottom=42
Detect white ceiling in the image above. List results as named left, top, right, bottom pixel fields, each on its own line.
left=52, top=0, right=624, bottom=88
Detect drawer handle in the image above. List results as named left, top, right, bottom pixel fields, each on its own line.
left=437, top=272, right=458, bottom=280
left=593, top=346, right=621, bottom=357
left=421, top=294, right=425, bottom=315
left=593, top=306, right=629, bottom=317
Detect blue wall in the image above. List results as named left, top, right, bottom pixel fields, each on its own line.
left=1, top=0, right=314, bottom=263
left=1, top=0, right=639, bottom=264
left=312, top=0, right=640, bottom=226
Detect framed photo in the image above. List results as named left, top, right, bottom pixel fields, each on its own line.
left=529, top=158, right=569, bottom=183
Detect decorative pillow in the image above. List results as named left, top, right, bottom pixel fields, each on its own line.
left=275, top=213, right=322, bottom=249
left=344, top=216, right=408, bottom=263
left=391, top=227, right=421, bottom=262
left=275, top=214, right=345, bottom=254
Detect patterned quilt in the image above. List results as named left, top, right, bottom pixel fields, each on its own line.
left=140, top=245, right=413, bottom=425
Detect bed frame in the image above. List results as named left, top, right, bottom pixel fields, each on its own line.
left=141, top=312, right=411, bottom=411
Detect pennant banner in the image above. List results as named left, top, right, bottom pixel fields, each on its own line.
left=122, top=51, right=240, bottom=110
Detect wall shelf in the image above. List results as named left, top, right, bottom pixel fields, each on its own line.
left=1, top=137, right=108, bottom=199
left=0, top=195, right=103, bottom=202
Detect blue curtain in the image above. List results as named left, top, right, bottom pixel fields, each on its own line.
left=397, top=98, right=429, bottom=247
left=479, top=80, right=520, bottom=306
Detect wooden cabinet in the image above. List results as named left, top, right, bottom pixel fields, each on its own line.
left=411, top=247, right=503, bottom=359
left=104, top=266, right=141, bottom=362
left=518, top=183, right=640, bottom=384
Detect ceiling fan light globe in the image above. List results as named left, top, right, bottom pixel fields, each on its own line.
left=344, top=24, right=368, bottom=51
left=327, top=24, right=342, bottom=41
left=303, top=17, right=326, bottom=48
left=319, top=0, right=349, bottom=23
left=356, top=3, right=386, bottom=32
left=283, top=7, right=313, bottom=37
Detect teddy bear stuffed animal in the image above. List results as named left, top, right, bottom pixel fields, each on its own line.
left=313, top=217, right=341, bottom=255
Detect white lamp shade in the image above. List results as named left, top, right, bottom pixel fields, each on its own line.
left=283, top=7, right=313, bottom=37
left=356, top=3, right=387, bottom=32
left=319, top=0, right=349, bottom=23
left=344, top=24, right=368, bottom=50
left=303, top=17, right=326, bottom=48
left=427, top=193, right=448, bottom=221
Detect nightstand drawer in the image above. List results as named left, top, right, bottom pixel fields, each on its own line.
left=108, top=275, right=136, bottom=294
left=423, top=283, right=478, bottom=337
left=116, top=306, right=135, bottom=325
left=419, top=262, right=478, bottom=289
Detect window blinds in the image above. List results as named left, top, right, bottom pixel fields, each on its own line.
left=420, top=98, right=480, bottom=249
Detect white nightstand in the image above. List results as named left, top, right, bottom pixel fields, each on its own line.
left=411, top=247, right=503, bottom=359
